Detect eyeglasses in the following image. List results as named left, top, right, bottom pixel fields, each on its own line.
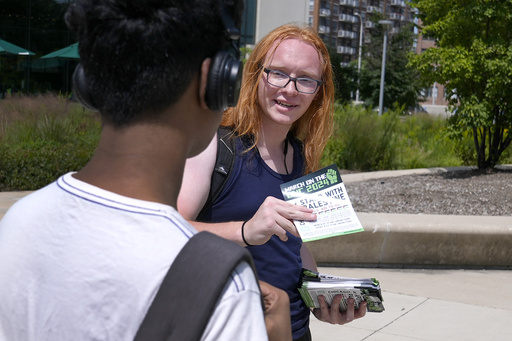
left=263, top=68, right=322, bottom=94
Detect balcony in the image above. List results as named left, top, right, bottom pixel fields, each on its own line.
left=390, top=0, right=406, bottom=7
left=319, top=8, right=331, bottom=17
left=365, top=21, right=375, bottom=28
left=339, top=0, right=358, bottom=7
left=367, top=6, right=383, bottom=13
left=339, top=14, right=357, bottom=23
left=318, top=25, right=330, bottom=34
left=337, top=46, right=356, bottom=55
left=389, top=13, right=404, bottom=21
left=338, top=30, right=357, bottom=39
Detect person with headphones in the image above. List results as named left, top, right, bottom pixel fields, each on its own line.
left=178, top=24, right=368, bottom=340
left=0, top=1, right=290, bottom=340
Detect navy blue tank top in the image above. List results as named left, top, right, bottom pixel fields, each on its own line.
left=199, top=134, right=310, bottom=340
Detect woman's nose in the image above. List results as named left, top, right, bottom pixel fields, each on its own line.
left=282, top=79, right=298, bottom=95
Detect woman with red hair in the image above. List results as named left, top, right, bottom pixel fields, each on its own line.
left=179, top=24, right=366, bottom=340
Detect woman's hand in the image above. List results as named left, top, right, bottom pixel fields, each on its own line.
left=243, top=196, right=316, bottom=245
left=312, top=295, right=367, bottom=325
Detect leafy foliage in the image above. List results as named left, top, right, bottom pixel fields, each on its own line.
left=408, top=0, right=512, bottom=169
left=322, top=104, right=398, bottom=171
left=359, top=16, right=424, bottom=110
left=328, top=48, right=357, bottom=103
left=321, top=105, right=464, bottom=172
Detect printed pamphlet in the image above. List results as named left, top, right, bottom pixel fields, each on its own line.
left=280, top=164, right=363, bottom=242
left=298, top=268, right=385, bottom=313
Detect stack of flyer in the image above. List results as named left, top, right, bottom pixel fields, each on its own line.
left=280, top=164, right=364, bottom=242
left=281, top=164, right=385, bottom=313
left=298, top=268, right=385, bottom=313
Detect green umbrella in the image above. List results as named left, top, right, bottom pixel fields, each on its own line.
left=0, top=38, right=35, bottom=55
left=41, top=43, right=79, bottom=60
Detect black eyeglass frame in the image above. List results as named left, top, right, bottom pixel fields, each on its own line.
left=263, top=68, right=322, bottom=94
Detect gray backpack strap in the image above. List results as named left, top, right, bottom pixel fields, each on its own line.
left=134, top=231, right=261, bottom=341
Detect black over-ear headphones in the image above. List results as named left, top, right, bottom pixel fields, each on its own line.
left=72, top=63, right=97, bottom=111
left=72, top=1, right=243, bottom=112
left=205, top=3, right=243, bottom=111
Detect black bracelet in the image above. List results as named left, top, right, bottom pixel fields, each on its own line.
left=241, top=220, right=252, bottom=247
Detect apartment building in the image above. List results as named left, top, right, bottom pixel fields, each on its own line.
left=311, top=0, right=414, bottom=66
left=416, top=31, right=450, bottom=110
left=311, top=0, right=447, bottom=112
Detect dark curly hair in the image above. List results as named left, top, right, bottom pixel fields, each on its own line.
left=65, top=0, right=243, bottom=127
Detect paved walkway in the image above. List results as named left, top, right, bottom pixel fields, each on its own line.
left=309, top=266, right=512, bottom=340
left=308, top=165, right=512, bottom=340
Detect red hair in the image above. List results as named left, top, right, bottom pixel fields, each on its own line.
left=221, top=24, right=334, bottom=173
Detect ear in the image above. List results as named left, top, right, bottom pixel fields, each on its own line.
left=199, top=58, right=212, bottom=110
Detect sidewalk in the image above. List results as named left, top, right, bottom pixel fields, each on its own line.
left=310, top=266, right=512, bottom=340
left=0, top=191, right=31, bottom=220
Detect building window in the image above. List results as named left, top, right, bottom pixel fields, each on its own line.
left=240, top=0, right=257, bottom=45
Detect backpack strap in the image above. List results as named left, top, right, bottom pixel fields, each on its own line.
left=134, top=231, right=261, bottom=341
left=196, top=126, right=236, bottom=221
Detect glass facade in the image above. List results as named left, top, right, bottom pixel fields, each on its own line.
left=0, top=0, right=74, bottom=94
left=0, top=0, right=259, bottom=94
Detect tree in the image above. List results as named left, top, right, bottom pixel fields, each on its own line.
left=328, top=47, right=356, bottom=103
left=359, top=17, right=424, bottom=111
left=409, top=0, right=512, bottom=170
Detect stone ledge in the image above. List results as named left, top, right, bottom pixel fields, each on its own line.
left=2, top=192, right=511, bottom=268
left=307, top=212, right=512, bottom=268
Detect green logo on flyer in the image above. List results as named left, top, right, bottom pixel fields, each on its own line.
left=326, top=168, right=338, bottom=185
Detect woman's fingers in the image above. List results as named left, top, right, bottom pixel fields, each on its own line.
left=247, top=197, right=316, bottom=244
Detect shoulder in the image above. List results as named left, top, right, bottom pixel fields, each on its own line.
left=223, top=261, right=262, bottom=297
left=202, top=261, right=268, bottom=341
left=0, top=180, right=60, bottom=226
left=178, top=132, right=218, bottom=220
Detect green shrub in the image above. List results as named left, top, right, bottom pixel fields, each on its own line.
left=499, top=142, right=512, bottom=164
left=322, top=104, right=399, bottom=171
left=450, top=130, right=477, bottom=166
left=1, top=94, right=509, bottom=192
left=393, top=113, right=461, bottom=169
left=0, top=140, right=95, bottom=191
left=0, top=94, right=100, bottom=191
left=322, top=105, right=465, bottom=172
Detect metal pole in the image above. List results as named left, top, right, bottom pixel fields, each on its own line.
left=378, top=20, right=392, bottom=116
left=26, top=0, right=32, bottom=94
left=355, top=13, right=363, bottom=104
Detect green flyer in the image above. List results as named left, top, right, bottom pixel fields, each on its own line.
left=280, top=164, right=364, bottom=242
